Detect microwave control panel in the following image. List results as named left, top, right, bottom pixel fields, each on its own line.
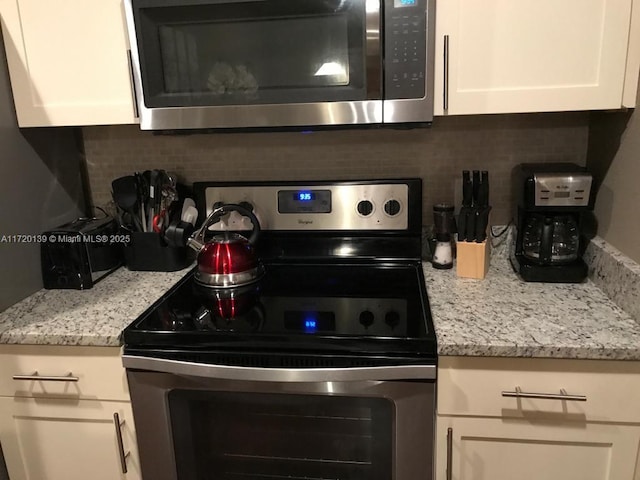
left=385, top=0, right=427, bottom=99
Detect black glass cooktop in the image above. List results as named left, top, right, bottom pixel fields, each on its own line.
left=124, top=261, right=436, bottom=365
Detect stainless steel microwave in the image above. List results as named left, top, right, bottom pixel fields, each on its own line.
left=124, top=0, right=435, bottom=130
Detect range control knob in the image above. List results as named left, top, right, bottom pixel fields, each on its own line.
left=385, top=311, right=400, bottom=329
left=384, top=200, right=401, bottom=216
left=359, top=310, right=374, bottom=328
left=357, top=200, right=374, bottom=216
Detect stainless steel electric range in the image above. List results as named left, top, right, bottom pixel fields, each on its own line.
left=123, top=179, right=437, bottom=480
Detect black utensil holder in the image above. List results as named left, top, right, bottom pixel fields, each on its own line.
left=123, top=232, right=192, bottom=272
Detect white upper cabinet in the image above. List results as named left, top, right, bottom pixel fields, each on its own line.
left=0, top=0, right=137, bottom=127
left=434, top=0, right=637, bottom=116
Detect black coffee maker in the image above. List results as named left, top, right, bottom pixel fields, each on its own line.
left=510, top=163, right=595, bottom=283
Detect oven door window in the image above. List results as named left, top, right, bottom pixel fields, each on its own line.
left=168, top=391, right=392, bottom=480
left=131, top=0, right=375, bottom=108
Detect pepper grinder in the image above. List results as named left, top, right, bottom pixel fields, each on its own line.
left=432, top=203, right=455, bottom=269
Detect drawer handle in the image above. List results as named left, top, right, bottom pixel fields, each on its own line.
left=502, top=386, right=587, bottom=402
left=12, top=372, right=79, bottom=382
left=446, top=427, right=453, bottom=480
left=113, top=412, right=130, bottom=474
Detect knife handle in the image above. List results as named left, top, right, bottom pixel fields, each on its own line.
left=457, top=208, right=467, bottom=242
left=472, top=170, right=480, bottom=206
left=477, top=170, right=489, bottom=207
left=462, top=171, right=472, bottom=207
left=475, top=206, right=491, bottom=243
left=465, top=207, right=477, bottom=242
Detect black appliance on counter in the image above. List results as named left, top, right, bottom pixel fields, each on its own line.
left=123, top=179, right=437, bottom=480
left=41, top=217, right=122, bottom=290
left=510, top=163, right=595, bottom=283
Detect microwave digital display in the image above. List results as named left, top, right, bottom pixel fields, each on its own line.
left=395, top=0, right=417, bottom=6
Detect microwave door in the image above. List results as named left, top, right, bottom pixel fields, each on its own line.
left=125, top=0, right=383, bottom=130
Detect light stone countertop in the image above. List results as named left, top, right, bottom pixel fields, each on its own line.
left=0, top=265, right=194, bottom=346
left=423, top=245, right=640, bottom=360
left=1, top=239, right=639, bottom=360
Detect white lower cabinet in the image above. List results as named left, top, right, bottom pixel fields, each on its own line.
left=0, top=345, right=140, bottom=480
left=436, top=416, right=640, bottom=480
left=0, top=398, right=140, bottom=480
left=436, top=356, right=640, bottom=480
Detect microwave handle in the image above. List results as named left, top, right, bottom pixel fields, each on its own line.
left=366, top=0, right=382, bottom=100
left=123, top=355, right=437, bottom=382
left=443, top=35, right=450, bottom=111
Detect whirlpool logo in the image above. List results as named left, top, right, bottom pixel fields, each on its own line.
left=297, top=219, right=313, bottom=225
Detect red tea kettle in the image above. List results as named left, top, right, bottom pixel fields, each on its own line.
left=187, top=204, right=264, bottom=288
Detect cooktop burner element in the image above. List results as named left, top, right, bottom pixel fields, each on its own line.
left=123, top=179, right=436, bottom=367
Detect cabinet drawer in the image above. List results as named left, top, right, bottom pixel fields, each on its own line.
left=437, top=357, right=640, bottom=423
left=0, top=345, right=129, bottom=401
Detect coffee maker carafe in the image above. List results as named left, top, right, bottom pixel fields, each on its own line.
left=510, top=163, right=595, bottom=283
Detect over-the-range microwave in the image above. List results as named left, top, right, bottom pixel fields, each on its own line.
left=124, top=0, right=435, bottom=131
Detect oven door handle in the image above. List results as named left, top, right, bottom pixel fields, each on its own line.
left=122, top=355, right=436, bottom=382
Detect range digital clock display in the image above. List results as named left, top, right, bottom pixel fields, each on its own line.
left=295, top=192, right=315, bottom=202
left=278, top=189, right=331, bottom=213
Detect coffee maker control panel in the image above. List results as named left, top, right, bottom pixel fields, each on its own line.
left=533, top=173, right=593, bottom=207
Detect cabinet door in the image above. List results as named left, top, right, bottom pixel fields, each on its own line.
left=0, top=0, right=137, bottom=127
left=434, top=0, right=633, bottom=115
left=0, top=397, right=141, bottom=480
left=435, top=416, right=640, bottom=480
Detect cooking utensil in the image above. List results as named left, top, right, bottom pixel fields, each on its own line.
left=181, top=198, right=196, bottom=221
left=147, top=170, right=158, bottom=232
left=135, top=172, right=148, bottom=232
left=187, top=203, right=264, bottom=288
left=152, top=209, right=167, bottom=233
left=112, top=176, right=143, bottom=231
left=181, top=206, right=198, bottom=226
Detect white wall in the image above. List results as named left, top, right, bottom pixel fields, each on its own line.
left=592, top=86, right=640, bottom=264
left=0, top=36, right=84, bottom=311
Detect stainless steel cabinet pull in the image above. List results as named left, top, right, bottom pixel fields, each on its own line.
left=12, top=372, right=79, bottom=382
left=113, top=413, right=130, bottom=474
left=502, top=386, right=587, bottom=402
left=443, top=35, right=450, bottom=111
left=446, top=427, right=453, bottom=480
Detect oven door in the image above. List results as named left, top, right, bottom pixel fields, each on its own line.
left=124, top=0, right=383, bottom=129
left=125, top=359, right=435, bottom=480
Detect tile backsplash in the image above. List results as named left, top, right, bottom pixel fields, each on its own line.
left=83, top=112, right=588, bottom=225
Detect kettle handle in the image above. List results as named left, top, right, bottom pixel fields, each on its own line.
left=191, top=203, right=261, bottom=248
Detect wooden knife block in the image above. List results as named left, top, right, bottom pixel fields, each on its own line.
left=456, top=240, right=490, bottom=279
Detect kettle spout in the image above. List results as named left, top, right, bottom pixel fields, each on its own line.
left=187, top=237, right=204, bottom=252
